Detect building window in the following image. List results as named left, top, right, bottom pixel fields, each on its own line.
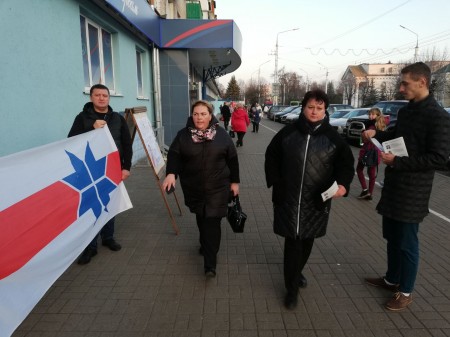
left=380, top=67, right=385, bottom=73
left=136, top=49, right=144, bottom=98
left=388, top=67, right=393, bottom=73
left=80, top=15, right=115, bottom=92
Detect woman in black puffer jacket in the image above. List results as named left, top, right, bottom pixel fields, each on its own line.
left=162, top=100, right=240, bottom=277
left=265, top=90, right=355, bottom=309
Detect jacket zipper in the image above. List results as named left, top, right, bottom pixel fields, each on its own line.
left=296, top=134, right=310, bottom=236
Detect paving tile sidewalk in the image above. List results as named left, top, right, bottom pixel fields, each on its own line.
left=13, top=119, right=450, bottom=337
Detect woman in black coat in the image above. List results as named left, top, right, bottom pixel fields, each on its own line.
left=265, top=90, right=355, bottom=309
left=162, top=100, right=240, bottom=277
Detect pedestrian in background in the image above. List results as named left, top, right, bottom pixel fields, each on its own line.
left=265, top=89, right=355, bottom=309
left=162, top=100, right=240, bottom=277
left=356, top=107, right=386, bottom=200
left=221, top=102, right=231, bottom=131
left=251, top=103, right=262, bottom=133
left=68, top=84, right=133, bottom=265
left=364, top=62, right=450, bottom=311
left=231, top=102, right=250, bottom=147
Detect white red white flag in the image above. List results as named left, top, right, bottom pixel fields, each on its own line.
left=0, top=127, right=133, bottom=337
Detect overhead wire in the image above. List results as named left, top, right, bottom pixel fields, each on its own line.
left=307, top=0, right=412, bottom=48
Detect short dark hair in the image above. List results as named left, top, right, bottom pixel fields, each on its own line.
left=301, top=89, right=329, bottom=110
left=90, top=84, right=110, bottom=96
left=401, top=62, right=431, bottom=88
left=191, top=100, right=214, bottom=115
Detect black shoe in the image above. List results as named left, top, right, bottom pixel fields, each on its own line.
left=205, top=268, right=216, bottom=277
left=299, top=273, right=307, bottom=288
left=102, top=239, right=122, bottom=251
left=77, top=248, right=97, bottom=265
left=284, top=292, right=298, bottom=310
left=358, top=189, right=369, bottom=199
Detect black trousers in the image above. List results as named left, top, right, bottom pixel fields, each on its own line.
left=223, top=118, right=230, bottom=130
left=252, top=121, right=259, bottom=132
left=196, top=215, right=222, bottom=270
left=236, top=132, right=245, bottom=146
left=284, top=237, right=315, bottom=294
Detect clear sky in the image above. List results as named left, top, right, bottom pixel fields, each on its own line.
left=216, top=0, right=450, bottom=87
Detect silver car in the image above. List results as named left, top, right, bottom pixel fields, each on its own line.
left=330, top=108, right=370, bottom=136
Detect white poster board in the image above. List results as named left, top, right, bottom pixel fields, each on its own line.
left=133, top=112, right=165, bottom=175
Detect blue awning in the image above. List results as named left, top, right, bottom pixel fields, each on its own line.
left=104, top=0, right=242, bottom=75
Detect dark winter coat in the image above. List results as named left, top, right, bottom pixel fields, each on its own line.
left=251, top=107, right=261, bottom=123
left=165, top=116, right=240, bottom=218
left=265, top=114, right=355, bottom=239
left=221, top=104, right=231, bottom=120
left=68, top=102, right=133, bottom=170
left=375, top=95, right=450, bottom=223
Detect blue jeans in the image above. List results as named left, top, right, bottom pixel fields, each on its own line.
left=88, top=217, right=116, bottom=250
left=382, top=216, right=419, bottom=293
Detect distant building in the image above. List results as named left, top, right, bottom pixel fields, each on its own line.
left=341, top=62, right=402, bottom=107
left=342, top=61, right=450, bottom=108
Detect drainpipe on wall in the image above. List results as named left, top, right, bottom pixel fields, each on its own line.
left=152, top=45, right=166, bottom=151
left=152, top=46, right=162, bottom=129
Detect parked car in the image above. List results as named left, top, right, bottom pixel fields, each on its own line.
left=372, top=100, right=408, bottom=116
left=329, top=109, right=353, bottom=119
left=267, top=105, right=289, bottom=120
left=328, top=104, right=354, bottom=114
left=445, top=107, right=450, bottom=114
left=345, top=100, right=408, bottom=143
left=330, top=108, right=370, bottom=136
left=273, top=106, right=298, bottom=122
left=281, top=106, right=301, bottom=123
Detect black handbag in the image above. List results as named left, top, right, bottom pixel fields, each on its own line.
left=361, top=148, right=378, bottom=167
left=227, top=195, right=247, bottom=233
left=229, top=129, right=235, bottom=138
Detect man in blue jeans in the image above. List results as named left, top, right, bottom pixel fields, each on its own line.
left=68, top=84, right=133, bottom=265
left=363, top=62, right=450, bottom=311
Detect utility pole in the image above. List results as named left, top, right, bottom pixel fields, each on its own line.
left=400, top=25, right=419, bottom=62
left=299, top=68, right=310, bottom=92
left=274, top=28, right=299, bottom=104
left=318, top=62, right=329, bottom=94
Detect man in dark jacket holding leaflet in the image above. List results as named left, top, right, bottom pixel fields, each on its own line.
left=364, top=62, right=450, bottom=311
left=265, top=90, right=355, bottom=309
left=68, top=84, right=133, bottom=265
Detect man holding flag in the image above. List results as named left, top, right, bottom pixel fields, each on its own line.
left=68, top=84, right=133, bottom=264
left=0, top=87, right=133, bottom=335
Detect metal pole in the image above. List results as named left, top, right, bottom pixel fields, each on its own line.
left=400, top=25, right=419, bottom=62
left=317, top=62, right=328, bottom=94
left=299, top=68, right=309, bottom=92
left=274, top=28, right=299, bottom=105
left=257, top=60, right=270, bottom=104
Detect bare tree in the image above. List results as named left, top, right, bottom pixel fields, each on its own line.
left=341, top=77, right=356, bottom=106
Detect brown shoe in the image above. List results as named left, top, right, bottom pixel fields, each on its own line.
left=365, top=277, right=399, bottom=292
left=385, top=292, right=413, bottom=311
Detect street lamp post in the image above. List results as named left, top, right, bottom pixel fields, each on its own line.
left=257, top=60, right=271, bottom=104
left=274, top=28, right=299, bottom=104
left=298, top=68, right=309, bottom=92
left=400, top=25, right=419, bottom=62
left=317, top=62, right=329, bottom=94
